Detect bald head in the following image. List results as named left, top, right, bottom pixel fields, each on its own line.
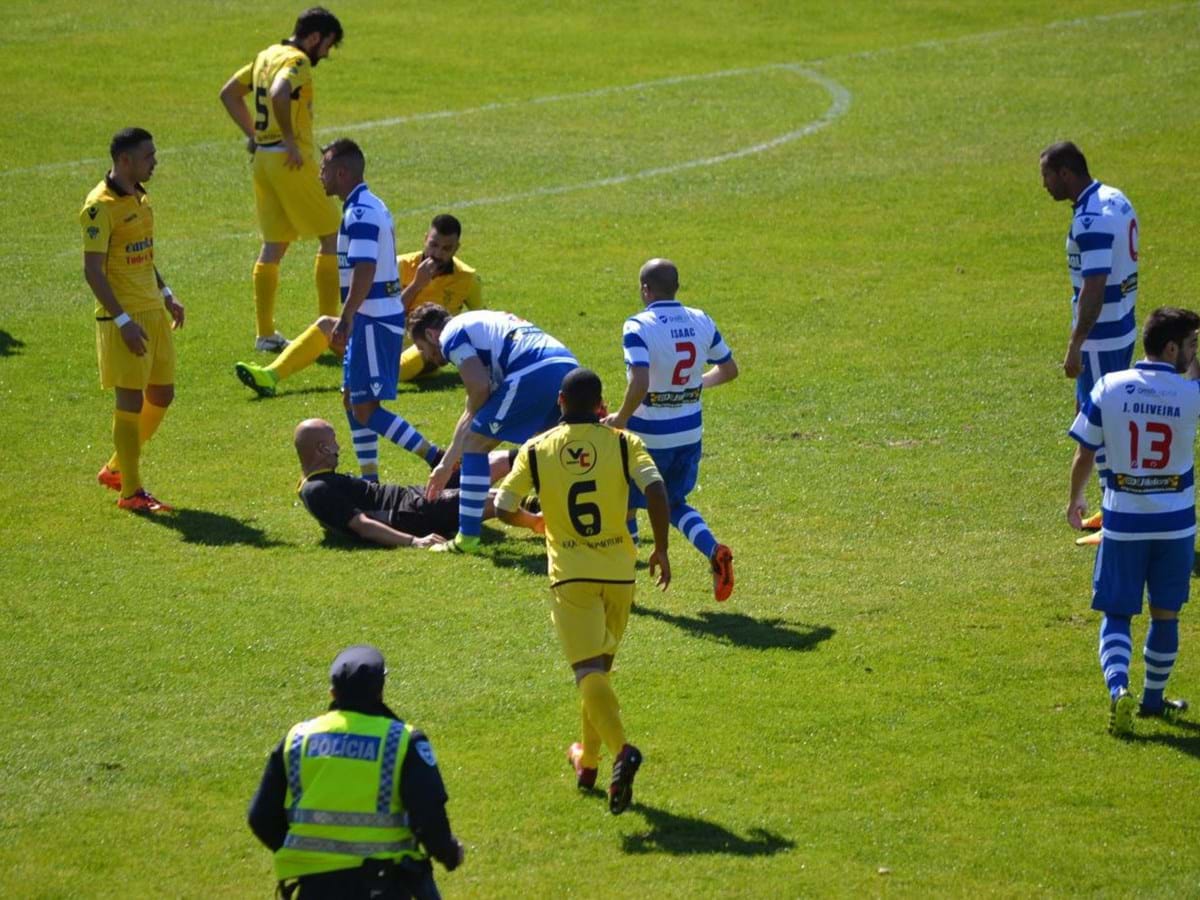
left=295, top=418, right=338, bottom=473
left=639, top=258, right=679, bottom=302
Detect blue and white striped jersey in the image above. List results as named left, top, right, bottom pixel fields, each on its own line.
left=1069, top=361, right=1200, bottom=541
left=338, top=183, right=402, bottom=320
left=1068, top=180, right=1138, bottom=352
left=622, top=300, right=732, bottom=450
left=440, top=310, right=575, bottom=388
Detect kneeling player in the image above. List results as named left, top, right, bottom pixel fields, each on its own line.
left=1067, top=306, right=1198, bottom=736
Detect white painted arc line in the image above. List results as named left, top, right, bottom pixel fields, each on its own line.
left=2, top=2, right=1189, bottom=179
left=389, top=68, right=851, bottom=216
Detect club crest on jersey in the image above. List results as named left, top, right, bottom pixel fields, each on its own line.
left=1082, top=217, right=1093, bottom=229
left=371, top=381, right=382, bottom=396
left=1126, top=384, right=1136, bottom=394
left=86, top=226, right=99, bottom=240
left=560, top=440, right=597, bottom=474
left=87, top=206, right=98, bottom=220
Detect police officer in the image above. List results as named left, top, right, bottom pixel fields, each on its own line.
left=248, top=645, right=465, bottom=898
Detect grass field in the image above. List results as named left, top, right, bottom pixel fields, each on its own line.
left=3, top=1, right=1200, bottom=896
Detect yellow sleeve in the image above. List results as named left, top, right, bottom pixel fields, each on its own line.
left=81, top=201, right=111, bottom=254
left=625, top=433, right=662, bottom=491
left=233, top=62, right=253, bottom=88
left=494, top=444, right=537, bottom=512
left=465, top=273, right=484, bottom=310
left=278, top=55, right=312, bottom=91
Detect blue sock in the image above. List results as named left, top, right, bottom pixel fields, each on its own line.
left=1098, top=615, right=1133, bottom=700
left=346, top=410, right=379, bottom=482
left=1142, top=618, right=1179, bottom=711
left=457, top=452, right=490, bottom=539
left=627, top=515, right=639, bottom=545
left=671, top=503, right=717, bottom=560
left=366, top=406, right=438, bottom=461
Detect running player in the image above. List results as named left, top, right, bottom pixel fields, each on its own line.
left=1068, top=307, right=1198, bottom=736
left=409, top=305, right=578, bottom=553
left=494, top=368, right=671, bottom=814
left=604, top=258, right=737, bottom=601
left=219, top=7, right=344, bottom=351
left=398, top=214, right=484, bottom=382
left=232, top=214, right=481, bottom=397
left=84, top=128, right=185, bottom=513
left=1041, top=141, right=1139, bottom=543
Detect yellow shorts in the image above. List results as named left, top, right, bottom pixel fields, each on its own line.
left=548, top=581, right=635, bottom=665
left=252, top=149, right=340, bottom=243
left=96, top=307, right=175, bottom=390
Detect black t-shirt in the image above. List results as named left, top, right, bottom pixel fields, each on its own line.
left=299, top=471, right=459, bottom=539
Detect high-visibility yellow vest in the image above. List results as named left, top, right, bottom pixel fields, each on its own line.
left=275, top=710, right=425, bottom=880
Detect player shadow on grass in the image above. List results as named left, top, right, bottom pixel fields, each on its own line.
left=484, top=537, right=549, bottom=578
left=0, top=330, right=26, bottom=357
left=140, top=508, right=289, bottom=548
left=631, top=606, right=834, bottom=652
left=1128, top=718, right=1200, bottom=761
left=621, top=804, right=794, bottom=857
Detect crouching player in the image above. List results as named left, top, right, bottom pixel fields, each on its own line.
left=1067, top=306, right=1199, bottom=735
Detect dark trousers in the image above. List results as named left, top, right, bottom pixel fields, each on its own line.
left=281, top=859, right=440, bottom=900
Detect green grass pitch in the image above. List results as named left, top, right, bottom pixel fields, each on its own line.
left=2, top=0, right=1199, bottom=895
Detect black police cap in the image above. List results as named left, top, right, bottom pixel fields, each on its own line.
left=329, top=645, right=387, bottom=697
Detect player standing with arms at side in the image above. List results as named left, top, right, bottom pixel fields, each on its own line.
left=494, top=368, right=671, bottom=814
left=604, top=258, right=737, bottom=601
left=319, top=139, right=441, bottom=481
left=85, top=128, right=185, bottom=513
left=219, top=7, right=344, bottom=352
left=1041, top=141, right=1139, bottom=544
left=1067, top=307, right=1197, bottom=736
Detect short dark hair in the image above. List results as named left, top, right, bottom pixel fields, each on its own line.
left=1143, top=307, right=1200, bottom=357
left=322, top=138, right=364, bottom=177
left=1040, top=141, right=1089, bottom=179
left=408, top=302, right=452, bottom=342
left=430, top=214, right=462, bottom=237
left=110, top=127, right=153, bottom=161
left=560, top=367, right=603, bottom=416
left=294, top=7, right=343, bottom=45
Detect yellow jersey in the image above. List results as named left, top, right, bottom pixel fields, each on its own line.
left=398, top=251, right=483, bottom=315
left=233, top=43, right=317, bottom=153
left=80, top=176, right=160, bottom=316
left=495, top=420, right=661, bottom=586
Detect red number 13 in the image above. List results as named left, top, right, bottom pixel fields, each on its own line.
left=1129, top=420, right=1171, bottom=469
left=671, top=342, right=697, bottom=385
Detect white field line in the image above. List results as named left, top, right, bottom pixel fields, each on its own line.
left=5, top=2, right=1189, bottom=181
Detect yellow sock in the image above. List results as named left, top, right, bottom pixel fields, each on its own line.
left=113, top=409, right=142, bottom=499
left=399, top=343, right=435, bottom=382
left=315, top=253, right=340, bottom=318
left=578, top=672, right=626, bottom=755
left=580, top=699, right=602, bottom=768
left=106, top=401, right=168, bottom=471
left=253, top=261, right=281, bottom=337
left=269, top=323, right=330, bottom=381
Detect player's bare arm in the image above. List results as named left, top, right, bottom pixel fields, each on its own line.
left=218, top=74, right=256, bottom=153
left=1066, top=444, right=1096, bottom=529
left=603, top=366, right=649, bottom=429
left=269, top=76, right=304, bottom=169
left=349, top=513, right=447, bottom=548
left=84, top=251, right=147, bottom=356
left=701, top=357, right=738, bottom=389
left=400, top=257, right=441, bottom=309
left=154, top=267, right=185, bottom=330
left=643, top=479, right=672, bottom=590
left=330, top=260, right=376, bottom=353
left=1065, top=274, right=1107, bottom=378
left=426, top=357, right=492, bottom=498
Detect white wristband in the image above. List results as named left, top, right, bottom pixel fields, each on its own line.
left=114, top=313, right=132, bottom=328
left=161, top=285, right=173, bottom=300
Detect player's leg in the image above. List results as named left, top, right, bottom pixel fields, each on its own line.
left=1091, top=538, right=1147, bottom=735
left=271, top=156, right=342, bottom=320
left=1139, top=538, right=1192, bottom=719
left=345, top=316, right=440, bottom=469
left=251, top=152, right=294, bottom=351
left=235, top=316, right=337, bottom=397
left=598, top=582, right=640, bottom=814
left=441, top=430, right=499, bottom=552
left=399, top=343, right=439, bottom=383
left=344, top=395, right=380, bottom=482
left=659, top=442, right=735, bottom=601
left=315, top=232, right=340, bottom=318
left=100, top=312, right=174, bottom=485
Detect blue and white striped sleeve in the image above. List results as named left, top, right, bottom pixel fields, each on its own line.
left=1068, top=387, right=1104, bottom=451
left=706, top=319, right=732, bottom=364
left=345, top=207, right=382, bottom=266
left=622, top=318, right=649, bottom=368
left=442, top=322, right=477, bottom=367
left=1075, top=216, right=1116, bottom=277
